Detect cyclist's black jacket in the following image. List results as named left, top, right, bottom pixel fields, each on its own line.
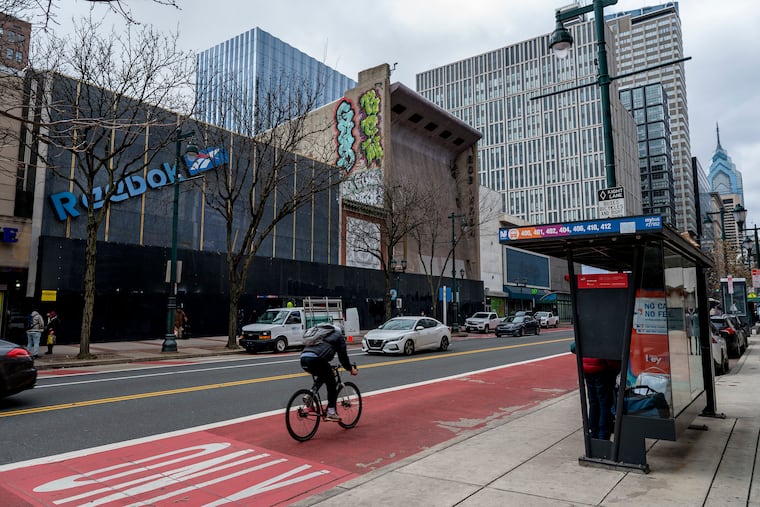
left=301, top=328, right=353, bottom=371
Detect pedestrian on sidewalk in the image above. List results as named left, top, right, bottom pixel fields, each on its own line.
left=571, top=342, right=620, bottom=440
left=174, top=308, right=188, bottom=339
left=44, top=310, right=60, bottom=355
left=26, top=310, right=45, bottom=358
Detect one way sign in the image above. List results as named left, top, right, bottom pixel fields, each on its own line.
left=597, top=186, right=625, bottom=218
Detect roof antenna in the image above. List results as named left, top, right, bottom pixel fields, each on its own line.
left=390, top=62, right=398, bottom=74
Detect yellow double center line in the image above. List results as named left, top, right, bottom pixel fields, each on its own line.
left=1, top=338, right=571, bottom=417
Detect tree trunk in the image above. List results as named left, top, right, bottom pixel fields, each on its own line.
left=385, top=271, right=393, bottom=321
left=79, top=217, right=98, bottom=359
left=227, top=282, right=242, bottom=349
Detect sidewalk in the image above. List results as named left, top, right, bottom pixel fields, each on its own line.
left=297, top=337, right=760, bottom=507
left=32, top=335, right=247, bottom=370
left=32, top=334, right=760, bottom=506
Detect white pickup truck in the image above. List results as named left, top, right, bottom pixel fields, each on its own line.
left=239, top=298, right=346, bottom=353
left=464, top=312, right=501, bottom=333
left=535, top=311, right=559, bottom=328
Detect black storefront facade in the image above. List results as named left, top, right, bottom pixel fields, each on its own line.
left=35, top=235, right=482, bottom=343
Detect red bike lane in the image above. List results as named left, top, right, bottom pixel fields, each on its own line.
left=0, top=354, right=578, bottom=506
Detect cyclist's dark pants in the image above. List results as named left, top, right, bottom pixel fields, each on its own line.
left=300, top=356, right=338, bottom=409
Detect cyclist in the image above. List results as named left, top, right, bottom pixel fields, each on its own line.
left=299, top=323, right=358, bottom=422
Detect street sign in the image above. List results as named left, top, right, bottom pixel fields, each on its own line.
left=597, top=186, right=625, bottom=218
left=752, top=268, right=760, bottom=289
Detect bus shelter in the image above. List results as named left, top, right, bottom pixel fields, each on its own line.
left=499, top=215, right=719, bottom=473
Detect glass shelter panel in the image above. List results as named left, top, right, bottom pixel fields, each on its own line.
left=629, top=244, right=704, bottom=419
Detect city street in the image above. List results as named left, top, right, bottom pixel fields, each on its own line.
left=0, top=330, right=576, bottom=505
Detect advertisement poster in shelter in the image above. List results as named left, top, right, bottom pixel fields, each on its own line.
left=630, top=289, right=670, bottom=381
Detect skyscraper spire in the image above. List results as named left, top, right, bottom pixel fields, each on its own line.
left=716, top=122, right=722, bottom=150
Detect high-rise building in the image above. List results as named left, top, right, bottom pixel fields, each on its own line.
left=0, top=13, right=31, bottom=72
left=619, top=83, right=676, bottom=225
left=606, top=3, right=694, bottom=233
left=707, top=124, right=744, bottom=250
left=416, top=16, right=641, bottom=225
left=196, top=27, right=356, bottom=133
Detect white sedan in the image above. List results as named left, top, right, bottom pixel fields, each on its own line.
left=362, top=316, right=450, bottom=355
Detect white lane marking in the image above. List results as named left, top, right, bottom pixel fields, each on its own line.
left=0, top=352, right=571, bottom=473
left=35, top=352, right=365, bottom=388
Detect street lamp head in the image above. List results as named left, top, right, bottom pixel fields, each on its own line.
left=185, top=142, right=199, bottom=158
left=390, top=258, right=397, bottom=271
left=742, top=236, right=754, bottom=251
left=550, top=19, right=574, bottom=58
left=401, top=259, right=407, bottom=271
left=460, top=268, right=465, bottom=278
left=733, top=203, right=747, bottom=233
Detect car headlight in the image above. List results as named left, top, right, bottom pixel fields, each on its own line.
left=260, top=331, right=271, bottom=337
left=387, top=335, right=406, bottom=342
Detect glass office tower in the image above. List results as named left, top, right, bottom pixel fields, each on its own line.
left=619, top=83, right=676, bottom=225
left=606, top=3, right=693, bottom=233
left=196, top=27, right=356, bottom=133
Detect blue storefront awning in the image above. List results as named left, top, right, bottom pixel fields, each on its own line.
left=503, top=287, right=555, bottom=301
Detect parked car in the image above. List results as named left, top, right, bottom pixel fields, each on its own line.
left=464, top=312, right=501, bottom=333
left=0, top=339, right=37, bottom=398
left=709, top=322, right=729, bottom=375
left=495, top=315, right=541, bottom=337
left=733, top=314, right=752, bottom=339
left=710, top=314, right=747, bottom=358
left=362, top=316, right=450, bottom=355
left=534, top=311, right=559, bottom=328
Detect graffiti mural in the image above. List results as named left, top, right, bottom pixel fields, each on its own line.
left=334, top=98, right=356, bottom=174
left=359, top=89, right=383, bottom=165
left=341, top=167, right=382, bottom=207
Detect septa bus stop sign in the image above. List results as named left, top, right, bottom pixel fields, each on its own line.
left=598, top=186, right=625, bottom=218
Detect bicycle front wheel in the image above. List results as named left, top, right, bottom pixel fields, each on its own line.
left=285, top=389, right=320, bottom=441
left=337, top=382, right=362, bottom=429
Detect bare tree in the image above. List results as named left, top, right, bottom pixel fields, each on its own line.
left=23, top=16, right=194, bottom=358
left=191, top=71, right=341, bottom=348
left=410, top=183, right=499, bottom=319
left=344, top=173, right=431, bottom=321
left=1, top=0, right=180, bottom=30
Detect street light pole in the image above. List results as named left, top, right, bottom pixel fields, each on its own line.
left=390, top=258, right=406, bottom=316
left=162, top=129, right=195, bottom=353
left=449, top=212, right=465, bottom=332
left=550, top=0, right=619, bottom=188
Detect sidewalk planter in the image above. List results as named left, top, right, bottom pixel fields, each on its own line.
left=499, top=215, right=716, bottom=473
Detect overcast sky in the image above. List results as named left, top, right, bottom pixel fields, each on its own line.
left=56, top=0, right=760, bottom=227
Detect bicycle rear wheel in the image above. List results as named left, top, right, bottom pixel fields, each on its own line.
left=285, top=389, right=320, bottom=441
left=337, top=382, right=362, bottom=429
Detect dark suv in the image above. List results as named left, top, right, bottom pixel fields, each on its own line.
left=710, top=314, right=747, bottom=358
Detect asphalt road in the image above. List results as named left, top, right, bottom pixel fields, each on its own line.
left=0, top=329, right=575, bottom=466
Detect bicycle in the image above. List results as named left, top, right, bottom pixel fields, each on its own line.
left=285, top=364, right=362, bottom=441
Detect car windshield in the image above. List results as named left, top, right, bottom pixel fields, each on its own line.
left=504, top=316, right=524, bottom=323
left=379, top=318, right=416, bottom=330
left=256, top=310, right=280, bottom=324
left=270, top=310, right=291, bottom=325
left=535, top=312, right=548, bottom=318
left=471, top=313, right=490, bottom=319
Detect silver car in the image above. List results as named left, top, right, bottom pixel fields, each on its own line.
left=362, top=317, right=450, bottom=355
